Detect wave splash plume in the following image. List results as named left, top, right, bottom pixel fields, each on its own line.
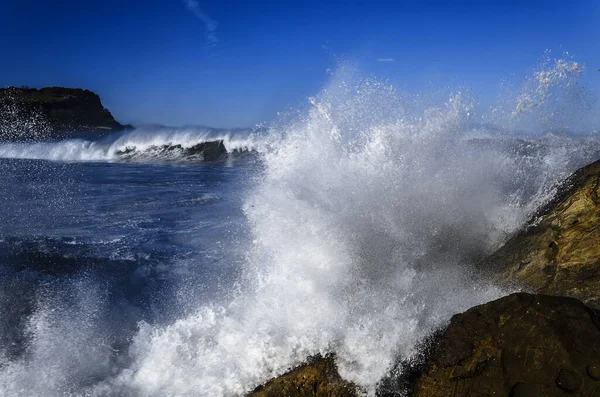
left=1, top=57, right=600, bottom=396
left=104, top=59, right=598, bottom=395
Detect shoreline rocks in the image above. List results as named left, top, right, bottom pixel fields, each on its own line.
left=247, top=157, right=600, bottom=396
left=248, top=355, right=358, bottom=397
left=412, top=293, right=600, bottom=396
left=481, top=159, right=600, bottom=309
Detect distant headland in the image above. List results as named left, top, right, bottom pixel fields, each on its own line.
left=0, top=86, right=132, bottom=141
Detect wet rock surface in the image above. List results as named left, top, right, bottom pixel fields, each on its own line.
left=248, top=355, right=359, bottom=397
left=412, top=293, right=600, bottom=397
left=481, top=159, right=600, bottom=309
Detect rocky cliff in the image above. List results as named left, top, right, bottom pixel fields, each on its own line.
left=0, top=86, right=130, bottom=140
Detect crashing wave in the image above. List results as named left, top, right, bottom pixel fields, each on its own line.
left=0, top=126, right=264, bottom=162
left=90, top=58, right=599, bottom=396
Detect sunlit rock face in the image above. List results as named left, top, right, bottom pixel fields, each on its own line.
left=482, top=159, right=600, bottom=309
left=248, top=355, right=359, bottom=397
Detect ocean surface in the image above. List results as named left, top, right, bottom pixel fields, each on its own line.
left=1, top=58, right=599, bottom=396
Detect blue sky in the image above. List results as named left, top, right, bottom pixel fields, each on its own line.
left=1, top=0, right=598, bottom=128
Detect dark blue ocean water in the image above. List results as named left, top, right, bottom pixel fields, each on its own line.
left=0, top=155, right=256, bottom=366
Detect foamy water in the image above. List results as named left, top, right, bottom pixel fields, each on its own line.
left=1, top=56, right=600, bottom=396
left=0, top=126, right=264, bottom=162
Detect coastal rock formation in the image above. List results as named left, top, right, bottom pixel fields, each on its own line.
left=481, top=159, right=600, bottom=309
left=0, top=86, right=129, bottom=140
left=248, top=355, right=358, bottom=397
left=248, top=159, right=600, bottom=397
left=251, top=293, right=600, bottom=397
left=412, top=293, right=600, bottom=397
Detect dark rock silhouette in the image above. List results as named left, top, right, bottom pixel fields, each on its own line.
left=0, top=86, right=130, bottom=141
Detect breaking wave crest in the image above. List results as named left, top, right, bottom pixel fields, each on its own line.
left=0, top=126, right=263, bottom=162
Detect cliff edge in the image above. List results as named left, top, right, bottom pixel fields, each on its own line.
left=0, top=86, right=130, bottom=140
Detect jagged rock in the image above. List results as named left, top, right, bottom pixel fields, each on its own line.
left=0, top=86, right=129, bottom=141
left=412, top=293, right=600, bottom=397
left=248, top=355, right=359, bottom=397
left=481, top=159, right=600, bottom=309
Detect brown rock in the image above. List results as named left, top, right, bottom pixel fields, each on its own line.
left=555, top=368, right=582, bottom=392
left=412, top=293, right=600, bottom=397
left=481, top=159, right=600, bottom=309
left=587, top=364, right=600, bottom=381
left=510, top=382, right=546, bottom=397
left=248, top=355, right=359, bottom=397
